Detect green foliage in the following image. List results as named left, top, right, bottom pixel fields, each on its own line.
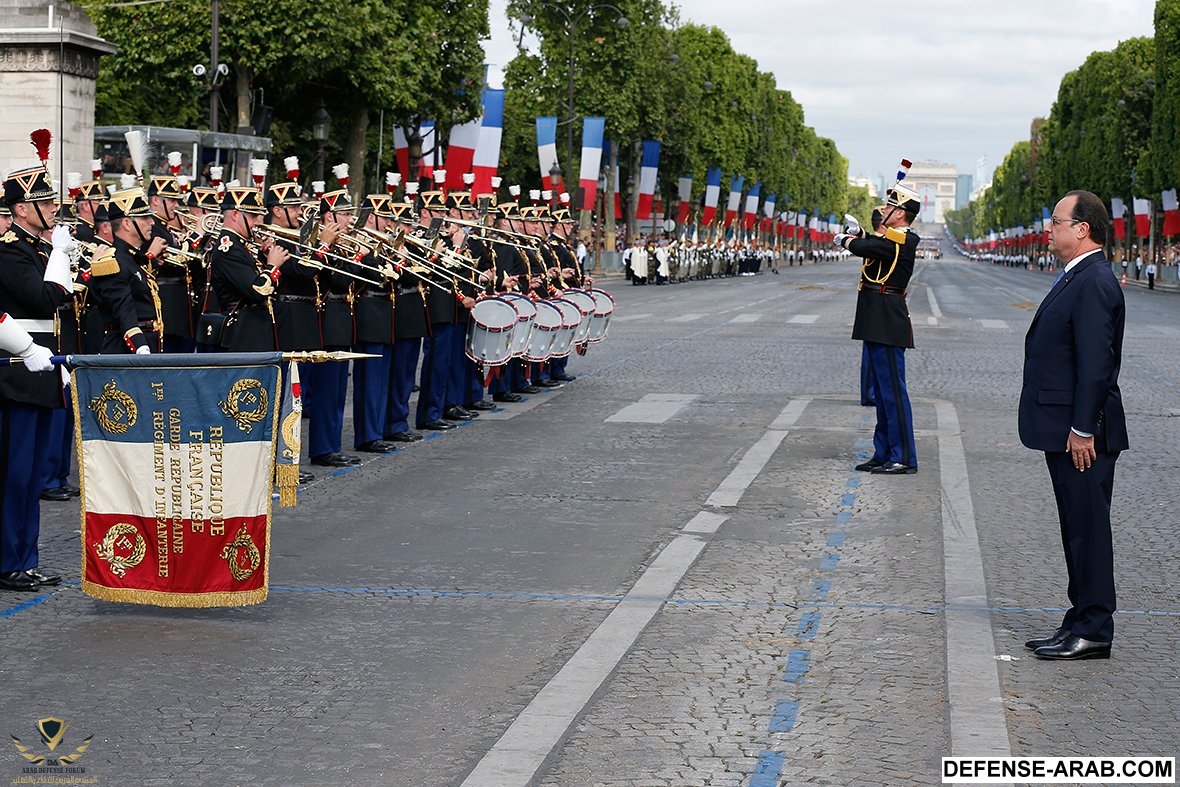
left=1144, top=0, right=1180, bottom=192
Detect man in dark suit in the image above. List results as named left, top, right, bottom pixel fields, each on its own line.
left=1019, top=190, right=1127, bottom=661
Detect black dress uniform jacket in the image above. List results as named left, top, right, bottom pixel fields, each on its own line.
left=0, top=223, right=72, bottom=407
left=209, top=229, right=277, bottom=352
left=848, top=227, right=919, bottom=349
left=151, top=221, right=194, bottom=342
left=89, top=236, right=158, bottom=354
left=273, top=238, right=323, bottom=351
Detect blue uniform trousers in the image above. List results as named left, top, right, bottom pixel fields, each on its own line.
left=385, top=337, right=421, bottom=436
left=860, top=342, right=875, bottom=406
left=864, top=341, right=916, bottom=467
left=416, top=323, right=455, bottom=426
left=446, top=322, right=470, bottom=408
left=44, top=390, right=73, bottom=490
left=303, top=346, right=350, bottom=458
left=0, top=402, right=52, bottom=572
left=352, top=342, right=392, bottom=448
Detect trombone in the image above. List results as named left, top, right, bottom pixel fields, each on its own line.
left=251, top=224, right=393, bottom=288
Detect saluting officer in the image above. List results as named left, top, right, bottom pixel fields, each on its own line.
left=0, top=165, right=75, bottom=591
left=836, top=182, right=921, bottom=475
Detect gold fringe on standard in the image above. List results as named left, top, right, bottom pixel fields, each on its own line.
left=276, top=463, right=299, bottom=507
left=80, top=581, right=268, bottom=608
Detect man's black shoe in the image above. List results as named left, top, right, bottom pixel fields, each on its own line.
left=1034, top=634, right=1111, bottom=660
left=861, top=400, right=875, bottom=407
left=514, top=385, right=542, bottom=394
left=533, top=379, right=562, bottom=388
left=26, top=569, right=61, bottom=587
left=492, top=392, right=522, bottom=403
left=384, top=431, right=424, bottom=443
left=870, top=461, right=917, bottom=475
left=311, top=453, right=361, bottom=468
left=466, top=400, right=495, bottom=411
left=62, top=484, right=81, bottom=497
left=1025, top=627, right=1070, bottom=651
left=357, top=440, right=398, bottom=453
left=0, top=571, right=38, bottom=591
left=444, top=406, right=475, bottom=421
left=551, top=373, right=576, bottom=382
left=854, top=458, right=885, bottom=472
left=420, top=420, right=456, bottom=431
left=298, top=470, right=316, bottom=484
left=40, top=487, right=72, bottom=502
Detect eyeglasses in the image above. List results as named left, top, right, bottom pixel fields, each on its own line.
left=1048, top=216, right=1084, bottom=226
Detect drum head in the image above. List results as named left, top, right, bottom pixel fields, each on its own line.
left=471, top=297, right=518, bottom=331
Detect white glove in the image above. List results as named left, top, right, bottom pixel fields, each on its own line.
left=843, top=213, right=863, bottom=237
left=0, top=315, right=35, bottom=355
left=19, top=341, right=55, bottom=373
left=135, top=345, right=151, bottom=355
left=44, top=247, right=74, bottom=291
left=51, top=224, right=77, bottom=253
left=833, top=233, right=854, bottom=248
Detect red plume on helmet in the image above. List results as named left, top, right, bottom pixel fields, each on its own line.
left=30, top=129, right=52, bottom=169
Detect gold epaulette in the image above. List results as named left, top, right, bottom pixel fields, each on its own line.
left=883, top=226, right=908, bottom=245
left=1, top=231, right=17, bottom=243
left=90, top=248, right=120, bottom=277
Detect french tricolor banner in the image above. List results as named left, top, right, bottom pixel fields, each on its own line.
left=701, top=166, right=721, bottom=226
left=73, top=353, right=291, bottom=607
left=418, top=121, right=438, bottom=180
left=536, top=116, right=562, bottom=192
left=472, top=88, right=505, bottom=197
left=1162, top=189, right=1180, bottom=237
left=724, top=176, right=744, bottom=227
left=761, top=194, right=776, bottom=234
left=1133, top=197, right=1151, bottom=238
left=578, top=116, right=605, bottom=211
left=445, top=116, right=482, bottom=191
left=1110, top=197, right=1126, bottom=240
left=394, top=126, right=410, bottom=183
left=676, top=174, right=693, bottom=226
left=635, top=140, right=661, bottom=220
left=743, top=182, right=761, bottom=230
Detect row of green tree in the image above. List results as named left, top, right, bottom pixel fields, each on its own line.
left=947, top=0, right=1180, bottom=241
left=90, top=0, right=861, bottom=234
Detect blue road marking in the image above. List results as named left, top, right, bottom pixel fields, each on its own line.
left=749, top=751, right=786, bottom=787
left=820, top=554, right=840, bottom=571
left=846, top=477, right=861, bottom=488
left=808, top=579, right=831, bottom=602
left=827, top=531, right=846, bottom=547
left=783, top=651, right=810, bottom=683
left=769, top=700, right=799, bottom=733
left=836, top=511, right=852, bottom=525
left=840, top=492, right=856, bottom=507
left=0, top=595, right=52, bottom=617
left=797, top=611, right=821, bottom=638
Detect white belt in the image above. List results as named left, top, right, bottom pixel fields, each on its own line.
left=15, top=319, right=54, bottom=334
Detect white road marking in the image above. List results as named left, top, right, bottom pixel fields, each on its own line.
left=927, top=316, right=939, bottom=325
left=787, top=314, right=819, bottom=324
left=936, top=399, right=1013, bottom=764
left=980, top=319, right=1008, bottom=330
left=680, top=511, right=729, bottom=534
left=667, top=313, right=704, bottom=323
left=706, top=398, right=810, bottom=507
left=728, top=313, right=762, bottom=323
left=611, top=313, right=651, bottom=322
left=605, top=394, right=697, bottom=424
left=927, top=286, right=943, bottom=318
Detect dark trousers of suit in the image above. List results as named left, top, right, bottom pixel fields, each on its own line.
left=1045, top=451, right=1118, bottom=642
left=385, top=337, right=421, bottom=437
left=445, top=323, right=470, bottom=408
left=0, top=402, right=52, bottom=573
left=864, top=341, right=916, bottom=467
left=352, top=343, right=392, bottom=448
left=303, top=348, right=350, bottom=459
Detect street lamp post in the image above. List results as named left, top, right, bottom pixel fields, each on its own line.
left=311, top=102, right=332, bottom=183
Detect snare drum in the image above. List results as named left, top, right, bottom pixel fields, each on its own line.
left=465, top=297, right=517, bottom=366
left=500, top=292, right=537, bottom=357
left=560, top=289, right=597, bottom=345
left=586, top=288, right=615, bottom=343
left=549, top=298, right=583, bottom=358
left=524, top=300, right=563, bottom=362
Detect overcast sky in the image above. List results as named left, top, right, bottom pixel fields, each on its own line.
left=482, top=0, right=1156, bottom=188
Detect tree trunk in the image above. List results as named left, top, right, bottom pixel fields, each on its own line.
left=344, top=106, right=370, bottom=203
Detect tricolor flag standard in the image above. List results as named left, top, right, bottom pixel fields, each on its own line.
left=1110, top=197, right=1126, bottom=240
left=444, top=115, right=482, bottom=191
left=472, top=88, right=505, bottom=197
left=1133, top=197, right=1152, bottom=238
left=743, top=182, right=760, bottom=230
left=724, top=176, right=744, bottom=227
left=578, top=117, right=605, bottom=211
left=635, top=140, right=661, bottom=220
left=1162, top=189, right=1180, bottom=237
left=676, top=174, right=693, bottom=227
left=536, top=116, right=562, bottom=191
left=701, top=166, right=721, bottom=226
left=73, top=353, right=293, bottom=607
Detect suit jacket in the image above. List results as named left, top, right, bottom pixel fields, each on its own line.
left=1018, top=250, right=1128, bottom=453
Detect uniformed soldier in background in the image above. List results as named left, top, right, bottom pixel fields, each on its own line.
left=90, top=187, right=165, bottom=355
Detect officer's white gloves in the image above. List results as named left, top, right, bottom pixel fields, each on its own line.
left=45, top=224, right=76, bottom=291
left=0, top=317, right=55, bottom=372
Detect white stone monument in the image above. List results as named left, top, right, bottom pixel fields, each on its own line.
left=0, top=0, right=116, bottom=182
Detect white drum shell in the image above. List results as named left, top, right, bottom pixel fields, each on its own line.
left=587, top=288, right=615, bottom=343
left=549, top=298, right=582, bottom=358
left=465, top=297, right=518, bottom=366
left=524, top=300, right=563, bottom=362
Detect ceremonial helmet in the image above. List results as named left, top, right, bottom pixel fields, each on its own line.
left=107, top=187, right=154, bottom=220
